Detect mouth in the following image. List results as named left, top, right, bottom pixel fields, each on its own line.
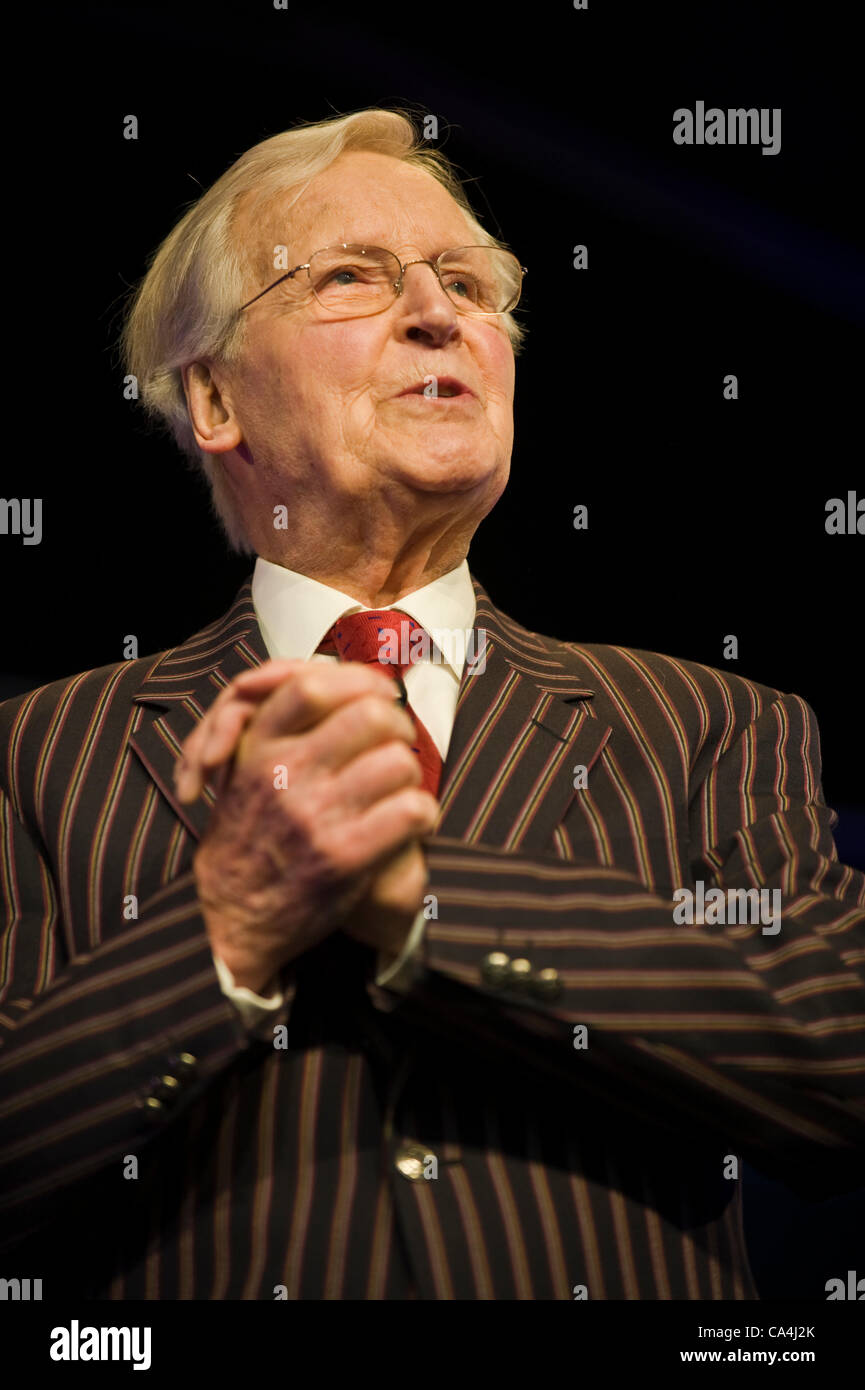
left=396, top=376, right=476, bottom=399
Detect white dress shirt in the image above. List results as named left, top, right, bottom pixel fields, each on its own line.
left=212, top=556, right=477, bottom=1028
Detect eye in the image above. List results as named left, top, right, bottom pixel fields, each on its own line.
left=323, top=265, right=362, bottom=285
left=441, top=272, right=480, bottom=302
left=316, top=261, right=387, bottom=289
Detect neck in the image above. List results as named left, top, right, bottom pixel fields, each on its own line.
left=255, top=506, right=481, bottom=607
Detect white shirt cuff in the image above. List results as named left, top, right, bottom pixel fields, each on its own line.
left=212, top=950, right=284, bottom=1030
left=374, top=908, right=427, bottom=990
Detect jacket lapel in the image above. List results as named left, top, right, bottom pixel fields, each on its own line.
left=436, top=580, right=612, bottom=856
left=128, top=579, right=267, bottom=843
left=128, top=572, right=613, bottom=860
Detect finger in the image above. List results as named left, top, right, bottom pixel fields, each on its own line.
left=176, top=660, right=369, bottom=802
left=297, top=693, right=418, bottom=775
left=244, top=661, right=396, bottom=743
left=175, top=694, right=262, bottom=802
left=175, top=677, right=268, bottom=801
left=188, top=688, right=417, bottom=807
left=178, top=661, right=307, bottom=766
left=329, top=737, right=423, bottom=814
left=338, top=787, right=440, bottom=876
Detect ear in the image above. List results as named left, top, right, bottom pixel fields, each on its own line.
left=181, top=361, right=243, bottom=454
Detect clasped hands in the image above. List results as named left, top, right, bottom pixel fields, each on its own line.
left=173, top=659, right=440, bottom=995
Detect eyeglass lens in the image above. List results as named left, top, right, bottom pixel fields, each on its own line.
left=306, top=246, right=521, bottom=315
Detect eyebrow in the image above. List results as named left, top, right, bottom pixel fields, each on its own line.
left=314, top=241, right=472, bottom=257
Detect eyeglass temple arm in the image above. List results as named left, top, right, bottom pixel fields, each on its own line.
left=238, top=263, right=310, bottom=313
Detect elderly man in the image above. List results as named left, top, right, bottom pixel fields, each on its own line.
left=1, top=108, right=863, bottom=1302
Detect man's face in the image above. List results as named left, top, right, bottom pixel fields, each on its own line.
left=223, top=151, right=515, bottom=521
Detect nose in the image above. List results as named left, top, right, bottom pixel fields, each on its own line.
left=395, top=259, right=462, bottom=346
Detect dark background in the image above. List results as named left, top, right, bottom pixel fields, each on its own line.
left=3, top=0, right=863, bottom=1299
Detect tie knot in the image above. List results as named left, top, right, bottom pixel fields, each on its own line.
left=317, top=609, right=429, bottom=677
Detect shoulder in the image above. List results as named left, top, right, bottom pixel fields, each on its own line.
left=0, top=650, right=172, bottom=802
left=480, top=586, right=785, bottom=720
left=477, top=586, right=805, bottom=759
left=0, top=576, right=258, bottom=798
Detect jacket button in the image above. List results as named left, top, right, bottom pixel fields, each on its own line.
left=395, top=1141, right=437, bottom=1182
left=480, top=951, right=510, bottom=987
left=530, top=967, right=562, bottom=1000
left=151, top=1074, right=181, bottom=1101
left=506, top=958, right=533, bottom=988
left=139, top=1096, right=164, bottom=1121
left=169, top=1052, right=198, bottom=1076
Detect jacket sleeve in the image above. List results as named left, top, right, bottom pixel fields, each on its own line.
left=376, top=692, right=865, bottom=1198
left=0, top=783, right=296, bottom=1253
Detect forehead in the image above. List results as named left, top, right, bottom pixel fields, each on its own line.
left=261, top=150, right=473, bottom=253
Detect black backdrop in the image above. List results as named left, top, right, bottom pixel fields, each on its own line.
left=2, top=0, right=863, bottom=1302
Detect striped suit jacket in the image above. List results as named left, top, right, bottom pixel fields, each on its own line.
left=1, top=573, right=864, bottom=1300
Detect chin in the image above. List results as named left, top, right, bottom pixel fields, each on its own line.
left=399, top=454, right=503, bottom=494
left=394, top=433, right=506, bottom=484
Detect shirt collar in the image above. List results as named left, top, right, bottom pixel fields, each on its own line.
left=251, top=556, right=477, bottom=680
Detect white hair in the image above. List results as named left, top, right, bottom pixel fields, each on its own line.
left=120, top=106, right=527, bottom=554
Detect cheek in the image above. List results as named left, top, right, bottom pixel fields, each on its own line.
left=296, top=322, right=382, bottom=398
left=479, top=326, right=515, bottom=390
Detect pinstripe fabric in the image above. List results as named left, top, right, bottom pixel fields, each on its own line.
left=1, top=573, right=863, bottom=1299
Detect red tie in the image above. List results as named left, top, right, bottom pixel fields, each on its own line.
left=316, top=610, right=443, bottom=798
